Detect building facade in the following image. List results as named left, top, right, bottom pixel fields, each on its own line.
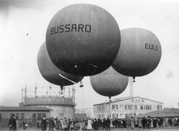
left=0, top=106, right=51, bottom=127
left=93, top=96, right=163, bottom=119
left=24, top=96, right=75, bottom=119
left=75, top=108, right=94, bottom=119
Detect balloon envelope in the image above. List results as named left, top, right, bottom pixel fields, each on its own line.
left=37, top=42, right=83, bottom=86
left=90, top=67, right=129, bottom=97
left=46, top=4, right=121, bottom=76
left=112, top=28, right=162, bottom=77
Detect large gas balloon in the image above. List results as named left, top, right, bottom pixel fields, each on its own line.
left=46, top=4, right=121, bottom=76
left=90, top=67, right=129, bottom=98
left=112, top=28, right=162, bottom=80
left=37, top=42, right=83, bottom=87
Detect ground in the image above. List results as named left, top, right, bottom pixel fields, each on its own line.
left=1, top=127, right=179, bottom=131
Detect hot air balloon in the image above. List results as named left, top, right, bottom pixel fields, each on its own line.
left=37, top=42, right=84, bottom=91
left=112, top=28, right=162, bottom=81
left=46, top=4, right=121, bottom=76
left=90, top=66, right=129, bottom=99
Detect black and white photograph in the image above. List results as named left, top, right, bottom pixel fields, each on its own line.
left=0, top=0, right=179, bottom=130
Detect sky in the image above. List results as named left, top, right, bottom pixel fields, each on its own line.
left=0, top=0, right=179, bottom=109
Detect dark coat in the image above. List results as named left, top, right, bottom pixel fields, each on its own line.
left=9, top=117, right=16, bottom=130
left=41, top=119, right=47, bottom=131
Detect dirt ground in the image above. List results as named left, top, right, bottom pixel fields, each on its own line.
left=1, top=127, right=179, bottom=131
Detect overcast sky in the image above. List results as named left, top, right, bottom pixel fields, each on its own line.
left=0, top=0, right=179, bottom=109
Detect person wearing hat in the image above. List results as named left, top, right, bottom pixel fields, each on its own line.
left=9, top=114, right=16, bottom=131
left=41, top=117, right=47, bottom=131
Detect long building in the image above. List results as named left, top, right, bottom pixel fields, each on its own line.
left=24, top=95, right=75, bottom=119
left=0, top=106, right=51, bottom=127
left=93, top=96, right=163, bottom=119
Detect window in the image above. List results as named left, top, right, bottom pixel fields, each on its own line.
left=98, top=114, right=101, bottom=119
left=125, top=105, right=127, bottom=110
left=140, top=105, right=143, bottom=110
left=37, top=113, right=41, bottom=119
left=112, top=105, right=118, bottom=110
left=142, top=99, right=144, bottom=102
left=128, top=105, right=131, bottom=110
left=116, top=105, right=118, bottom=110
left=97, top=105, right=102, bottom=111
left=138, top=99, right=140, bottom=102
left=131, top=99, right=134, bottom=102
left=146, top=105, right=151, bottom=110
left=21, top=113, right=24, bottom=120
left=134, top=105, right=137, bottom=110
left=101, top=105, right=104, bottom=111
left=112, top=105, right=116, bottom=110
left=130, top=105, right=133, bottom=110
left=42, top=113, right=46, bottom=117
left=157, top=105, right=162, bottom=110
left=16, top=113, right=19, bottom=119
left=32, top=113, right=36, bottom=119
left=112, top=113, right=118, bottom=119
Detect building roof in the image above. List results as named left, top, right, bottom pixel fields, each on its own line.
left=136, top=108, right=179, bottom=118
left=0, top=106, right=51, bottom=112
left=93, top=96, right=163, bottom=106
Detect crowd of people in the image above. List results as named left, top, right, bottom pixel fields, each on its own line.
left=36, top=116, right=179, bottom=131
left=8, top=114, right=179, bottom=131
left=37, top=117, right=95, bottom=131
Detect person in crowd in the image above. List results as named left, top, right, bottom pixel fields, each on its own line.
left=150, top=117, right=153, bottom=128
left=146, top=116, right=151, bottom=129
left=163, top=117, right=168, bottom=127
left=23, top=120, right=28, bottom=130
left=130, top=117, right=135, bottom=129
left=102, top=118, right=106, bottom=130
left=92, top=118, right=97, bottom=130
left=16, top=116, right=19, bottom=130
left=123, top=118, right=126, bottom=128
left=141, top=116, right=146, bottom=129
left=110, top=119, right=114, bottom=129
left=134, top=117, right=138, bottom=128
left=126, top=117, right=130, bottom=129
left=106, top=117, right=110, bottom=131
left=49, top=117, right=56, bottom=131
left=41, top=117, right=47, bottom=131
left=138, top=118, right=142, bottom=128
left=97, top=118, right=102, bottom=130
left=37, top=119, right=41, bottom=128
left=70, top=119, right=75, bottom=131
left=87, top=118, right=93, bottom=130
left=153, top=117, right=157, bottom=128
left=9, top=114, right=16, bottom=131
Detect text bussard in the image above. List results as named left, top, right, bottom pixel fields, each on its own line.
left=50, top=24, right=91, bottom=35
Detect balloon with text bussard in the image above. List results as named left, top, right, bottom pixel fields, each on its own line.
left=46, top=4, right=121, bottom=76
left=90, top=66, right=129, bottom=99
left=37, top=42, right=83, bottom=90
left=112, top=28, right=162, bottom=81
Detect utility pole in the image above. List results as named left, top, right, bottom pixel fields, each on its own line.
left=35, top=83, right=37, bottom=106
left=21, top=86, right=24, bottom=104
left=24, top=85, right=27, bottom=105
left=130, top=77, right=134, bottom=97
